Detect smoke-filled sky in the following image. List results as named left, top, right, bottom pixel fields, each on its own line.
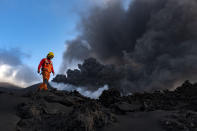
left=1, top=0, right=197, bottom=91
left=62, top=0, right=197, bottom=91
left=0, top=0, right=130, bottom=87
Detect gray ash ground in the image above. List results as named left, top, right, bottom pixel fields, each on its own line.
left=10, top=80, right=197, bottom=131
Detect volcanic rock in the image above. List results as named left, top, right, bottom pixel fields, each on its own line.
left=16, top=89, right=116, bottom=131
left=99, top=88, right=121, bottom=107
left=0, top=80, right=197, bottom=131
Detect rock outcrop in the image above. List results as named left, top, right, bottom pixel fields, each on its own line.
left=16, top=89, right=115, bottom=131
left=14, top=80, right=197, bottom=131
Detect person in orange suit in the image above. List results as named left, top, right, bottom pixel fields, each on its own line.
left=37, top=52, right=55, bottom=91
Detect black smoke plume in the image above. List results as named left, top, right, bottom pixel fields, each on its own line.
left=61, top=0, right=197, bottom=92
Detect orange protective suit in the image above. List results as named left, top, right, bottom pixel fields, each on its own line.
left=38, top=58, right=54, bottom=91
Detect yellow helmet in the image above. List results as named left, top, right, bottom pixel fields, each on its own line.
left=47, top=52, right=54, bottom=58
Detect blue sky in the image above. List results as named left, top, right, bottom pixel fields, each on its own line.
left=0, top=0, right=84, bottom=73
left=0, top=0, right=131, bottom=87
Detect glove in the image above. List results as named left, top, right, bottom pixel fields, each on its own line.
left=53, top=72, right=55, bottom=76
left=37, top=70, right=40, bottom=74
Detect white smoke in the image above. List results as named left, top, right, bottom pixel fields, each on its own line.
left=50, top=82, right=109, bottom=99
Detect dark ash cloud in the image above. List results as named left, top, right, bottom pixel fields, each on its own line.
left=61, top=0, right=197, bottom=92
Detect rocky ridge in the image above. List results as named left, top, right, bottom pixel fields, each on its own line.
left=14, top=80, right=197, bottom=131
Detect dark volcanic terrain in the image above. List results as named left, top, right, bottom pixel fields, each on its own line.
left=0, top=80, right=196, bottom=131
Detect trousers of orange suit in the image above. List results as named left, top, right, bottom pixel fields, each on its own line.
left=39, top=71, right=50, bottom=91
